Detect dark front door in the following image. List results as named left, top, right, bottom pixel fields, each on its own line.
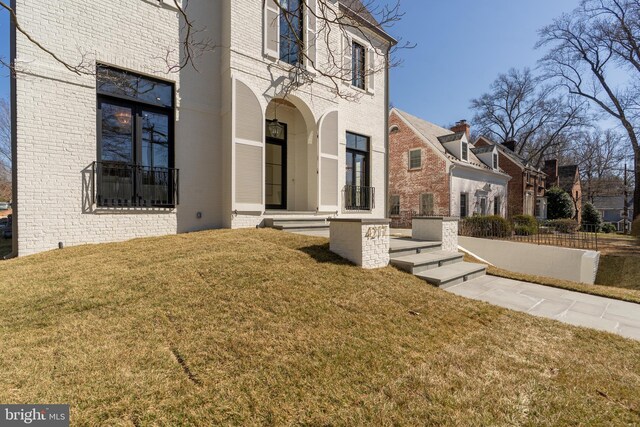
left=265, top=125, right=287, bottom=210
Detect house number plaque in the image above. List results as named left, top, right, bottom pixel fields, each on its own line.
left=365, top=226, right=387, bottom=240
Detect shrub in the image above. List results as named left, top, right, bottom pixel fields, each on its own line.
left=512, top=214, right=538, bottom=235
left=514, top=225, right=534, bottom=236
left=547, top=187, right=574, bottom=220
left=461, top=215, right=512, bottom=238
left=632, top=217, right=640, bottom=237
left=581, top=202, right=602, bottom=231
left=547, top=218, right=579, bottom=234
left=601, top=223, right=617, bottom=234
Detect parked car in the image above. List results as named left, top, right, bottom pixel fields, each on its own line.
left=0, top=202, right=10, bottom=211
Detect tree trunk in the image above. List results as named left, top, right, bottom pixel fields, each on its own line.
left=634, top=147, right=640, bottom=221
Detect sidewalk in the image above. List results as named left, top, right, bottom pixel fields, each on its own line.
left=446, top=275, right=640, bottom=341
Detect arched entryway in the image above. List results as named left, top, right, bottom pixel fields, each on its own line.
left=265, top=97, right=318, bottom=212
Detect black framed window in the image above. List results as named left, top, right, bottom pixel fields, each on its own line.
left=96, top=65, right=177, bottom=208
left=280, top=0, right=304, bottom=65
left=461, top=141, right=469, bottom=161
left=460, top=193, right=468, bottom=218
left=494, top=196, right=501, bottom=216
left=345, top=132, right=372, bottom=210
left=493, top=153, right=499, bottom=169
left=352, top=41, right=366, bottom=89
left=409, top=149, right=421, bottom=169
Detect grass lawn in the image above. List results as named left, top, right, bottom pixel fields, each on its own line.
left=597, top=255, right=640, bottom=291
left=1, top=229, right=640, bottom=425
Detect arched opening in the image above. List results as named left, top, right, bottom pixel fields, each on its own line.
left=265, top=97, right=317, bottom=212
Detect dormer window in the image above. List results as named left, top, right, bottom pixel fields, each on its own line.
left=493, top=153, right=498, bottom=169
left=461, top=141, right=469, bottom=162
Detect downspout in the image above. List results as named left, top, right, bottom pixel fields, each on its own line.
left=384, top=47, right=390, bottom=219
left=449, top=164, right=456, bottom=216
left=7, top=0, right=17, bottom=259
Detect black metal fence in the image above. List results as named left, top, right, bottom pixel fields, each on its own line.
left=343, top=185, right=375, bottom=211
left=94, top=162, right=179, bottom=208
left=459, top=217, right=599, bottom=250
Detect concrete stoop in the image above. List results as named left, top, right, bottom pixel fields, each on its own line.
left=265, top=216, right=330, bottom=232
left=389, top=237, right=487, bottom=287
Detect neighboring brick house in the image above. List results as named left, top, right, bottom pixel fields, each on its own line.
left=475, top=137, right=548, bottom=219
left=389, top=109, right=510, bottom=227
left=10, top=0, right=395, bottom=256
left=544, top=160, right=583, bottom=222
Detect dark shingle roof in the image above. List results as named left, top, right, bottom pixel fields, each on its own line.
left=437, top=132, right=465, bottom=144
left=471, top=146, right=495, bottom=155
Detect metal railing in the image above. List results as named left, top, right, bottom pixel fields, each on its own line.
left=459, top=217, right=599, bottom=250
left=343, top=185, right=375, bottom=211
left=93, top=162, right=179, bottom=208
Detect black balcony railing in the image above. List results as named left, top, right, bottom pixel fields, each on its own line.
left=94, top=162, right=179, bottom=208
left=343, top=185, right=375, bottom=211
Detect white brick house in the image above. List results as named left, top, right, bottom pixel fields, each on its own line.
left=10, top=0, right=395, bottom=256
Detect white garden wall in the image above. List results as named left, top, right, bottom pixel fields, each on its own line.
left=459, top=236, right=601, bottom=284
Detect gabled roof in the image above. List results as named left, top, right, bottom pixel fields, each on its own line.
left=475, top=136, right=545, bottom=175
left=340, top=0, right=398, bottom=44
left=391, top=108, right=509, bottom=177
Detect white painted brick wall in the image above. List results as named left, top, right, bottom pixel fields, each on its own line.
left=13, top=0, right=390, bottom=255
left=13, top=0, right=182, bottom=256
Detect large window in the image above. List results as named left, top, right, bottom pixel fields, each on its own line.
left=352, top=41, right=366, bottom=89
left=345, top=132, right=372, bottom=210
left=96, top=65, right=177, bottom=208
left=279, top=0, right=304, bottom=65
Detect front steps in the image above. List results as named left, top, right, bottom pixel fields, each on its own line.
left=389, top=237, right=487, bottom=287
left=264, top=214, right=331, bottom=232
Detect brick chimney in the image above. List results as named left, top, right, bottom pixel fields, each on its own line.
left=502, top=140, right=516, bottom=152
left=450, top=120, right=470, bottom=140
left=544, top=159, right=559, bottom=186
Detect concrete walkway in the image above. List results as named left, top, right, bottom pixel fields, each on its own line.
left=446, top=275, right=640, bottom=341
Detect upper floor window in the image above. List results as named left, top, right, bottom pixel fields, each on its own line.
left=279, top=0, right=304, bottom=65
left=352, top=41, right=366, bottom=89
left=493, top=153, right=499, bottom=169
left=409, top=148, right=421, bottom=170
left=461, top=141, right=469, bottom=161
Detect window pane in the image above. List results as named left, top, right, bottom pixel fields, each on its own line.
left=101, top=103, right=133, bottom=163
left=352, top=42, right=365, bottom=89
left=279, top=0, right=303, bottom=65
left=97, top=66, right=173, bottom=108
left=142, top=111, right=170, bottom=169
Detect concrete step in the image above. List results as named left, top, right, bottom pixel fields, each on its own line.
left=389, top=238, right=442, bottom=258
left=272, top=221, right=329, bottom=231
left=415, top=262, right=487, bottom=288
left=390, top=251, right=464, bottom=275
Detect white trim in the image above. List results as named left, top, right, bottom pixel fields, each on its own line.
left=236, top=138, right=263, bottom=148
